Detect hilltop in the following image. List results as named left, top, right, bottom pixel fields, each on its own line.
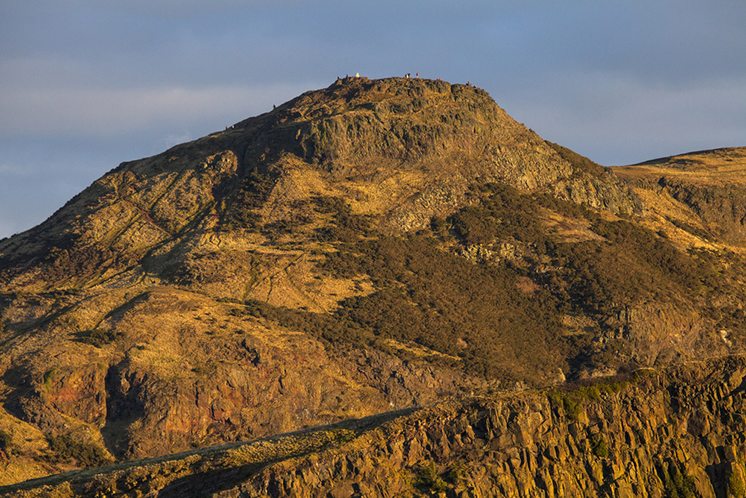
left=0, top=77, right=743, bottom=486
left=616, top=147, right=746, bottom=246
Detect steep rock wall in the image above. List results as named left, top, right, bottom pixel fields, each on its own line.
left=7, top=356, right=745, bottom=497
left=239, top=357, right=746, bottom=498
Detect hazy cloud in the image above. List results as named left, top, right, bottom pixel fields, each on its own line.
left=0, top=82, right=320, bottom=136
left=0, top=163, right=34, bottom=176
left=0, top=218, right=21, bottom=240
left=0, top=0, right=744, bottom=238
left=502, top=73, right=746, bottom=164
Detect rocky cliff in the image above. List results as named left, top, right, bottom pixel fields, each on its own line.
left=615, top=147, right=746, bottom=246
left=6, top=355, right=745, bottom=497
left=0, top=77, right=744, bottom=488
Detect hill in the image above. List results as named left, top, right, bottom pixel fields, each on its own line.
left=0, top=77, right=743, bottom=486
left=615, top=147, right=746, bottom=247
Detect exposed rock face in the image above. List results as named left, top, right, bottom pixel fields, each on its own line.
left=0, top=77, right=638, bottom=293
left=243, top=358, right=746, bottom=498
left=615, top=147, right=746, bottom=246
left=0, top=77, right=743, bottom=486
left=6, top=356, right=745, bottom=497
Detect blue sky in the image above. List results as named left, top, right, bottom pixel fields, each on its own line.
left=1, top=1, right=745, bottom=238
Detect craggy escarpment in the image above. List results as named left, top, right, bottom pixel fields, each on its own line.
left=658, top=178, right=746, bottom=245
left=238, top=356, right=746, bottom=498
left=6, top=356, right=746, bottom=497
left=0, top=76, right=639, bottom=293
left=0, top=77, right=743, bottom=483
left=615, top=147, right=746, bottom=246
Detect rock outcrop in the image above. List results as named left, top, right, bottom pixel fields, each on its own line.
left=615, top=147, right=746, bottom=246
left=6, top=356, right=745, bottom=497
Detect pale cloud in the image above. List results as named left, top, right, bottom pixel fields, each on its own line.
left=501, top=73, right=746, bottom=165
left=0, top=0, right=744, bottom=238
left=0, top=163, right=34, bottom=176
left=0, top=82, right=320, bottom=137
left=0, top=217, right=26, bottom=240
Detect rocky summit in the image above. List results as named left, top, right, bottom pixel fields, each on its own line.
left=0, top=77, right=744, bottom=495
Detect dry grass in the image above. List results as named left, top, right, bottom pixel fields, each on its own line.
left=0, top=406, right=56, bottom=486
left=613, top=147, right=746, bottom=253
left=220, top=428, right=356, bottom=467
left=615, top=147, right=746, bottom=187
left=539, top=208, right=605, bottom=243
left=383, top=338, right=462, bottom=361
left=241, top=253, right=374, bottom=312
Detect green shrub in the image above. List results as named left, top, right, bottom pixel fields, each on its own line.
left=311, top=195, right=372, bottom=242
left=414, top=461, right=449, bottom=494
left=549, top=378, right=630, bottom=420
left=445, top=183, right=550, bottom=248
left=75, top=328, right=119, bottom=347
left=590, top=434, right=609, bottom=458
left=437, top=182, right=717, bottom=319
left=244, top=183, right=741, bottom=384
left=48, top=433, right=109, bottom=467
left=658, top=461, right=697, bottom=498
left=42, top=369, right=57, bottom=387
left=0, top=429, right=13, bottom=455
left=728, top=464, right=746, bottom=497
left=221, top=169, right=278, bottom=230
left=444, top=463, right=468, bottom=485
left=324, top=234, right=564, bottom=380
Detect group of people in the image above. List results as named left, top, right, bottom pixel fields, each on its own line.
left=337, top=72, right=425, bottom=80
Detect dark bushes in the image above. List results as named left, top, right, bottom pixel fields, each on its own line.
left=75, top=329, right=119, bottom=348
left=244, top=183, right=738, bottom=383
left=47, top=434, right=109, bottom=467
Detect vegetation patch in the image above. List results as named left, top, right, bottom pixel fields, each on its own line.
left=0, top=429, right=14, bottom=456
left=590, top=433, right=609, bottom=458
left=549, top=377, right=633, bottom=420
left=325, top=234, right=565, bottom=380
left=311, top=195, right=373, bottom=243
left=728, top=463, right=746, bottom=497
left=441, top=183, right=720, bottom=316
left=657, top=460, right=697, bottom=498
left=237, top=182, right=739, bottom=382
left=413, top=461, right=449, bottom=494
left=74, top=328, right=120, bottom=348
left=220, top=168, right=278, bottom=230
left=47, top=433, right=109, bottom=467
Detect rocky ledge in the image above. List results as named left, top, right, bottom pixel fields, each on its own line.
left=6, top=355, right=745, bottom=497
